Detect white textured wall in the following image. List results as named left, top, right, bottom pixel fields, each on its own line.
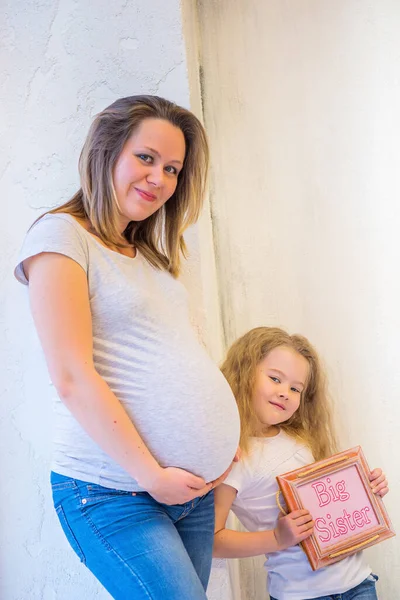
left=198, top=1, right=400, bottom=598
left=1, top=1, right=222, bottom=598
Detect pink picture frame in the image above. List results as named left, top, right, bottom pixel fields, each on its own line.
left=276, top=446, right=395, bottom=570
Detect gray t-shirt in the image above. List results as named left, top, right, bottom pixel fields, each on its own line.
left=15, top=213, right=240, bottom=491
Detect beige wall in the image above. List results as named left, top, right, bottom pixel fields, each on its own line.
left=3, top=0, right=399, bottom=598
left=197, top=1, right=400, bottom=598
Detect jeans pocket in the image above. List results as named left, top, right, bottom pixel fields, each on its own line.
left=55, top=504, right=86, bottom=564
left=83, top=483, right=133, bottom=505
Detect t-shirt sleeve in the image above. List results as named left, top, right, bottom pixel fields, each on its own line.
left=295, top=445, right=315, bottom=466
left=14, top=215, right=89, bottom=285
left=224, top=456, right=253, bottom=496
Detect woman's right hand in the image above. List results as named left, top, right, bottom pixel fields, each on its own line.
left=144, top=449, right=242, bottom=505
left=144, top=466, right=213, bottom=505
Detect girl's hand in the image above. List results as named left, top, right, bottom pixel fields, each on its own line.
left=146, top=466, right=212, bottom=505
left=274, top=510, right=314, bottom=551
left=369, top=468, right=389, bottom=497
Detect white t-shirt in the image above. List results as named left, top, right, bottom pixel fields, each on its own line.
left=14, top=213, right=240, bottom=490
left=224, top=431, right=370, bottom=600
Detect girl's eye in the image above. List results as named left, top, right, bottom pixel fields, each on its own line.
left=291, top=387, right=301, bottom=394
left=164, top=165, right=178, bottom=175
left=269, top=376, right=280, bottom=383
left=137, top=154, right=153, bottom=163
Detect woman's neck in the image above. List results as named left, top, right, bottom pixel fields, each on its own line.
left=74, top=216, right=136, bottom=258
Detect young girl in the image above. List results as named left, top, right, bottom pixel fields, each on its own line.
left=214, top=327, right=388, bottom=600
left=14, top=95, right=240, bottom=599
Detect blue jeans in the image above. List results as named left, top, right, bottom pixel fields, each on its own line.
left=51, top=472, right=215, bottom=599
left=270, top=573, right=379, bottom=600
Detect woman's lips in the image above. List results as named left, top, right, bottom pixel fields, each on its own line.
left=135, top=188, right=157, bottom=202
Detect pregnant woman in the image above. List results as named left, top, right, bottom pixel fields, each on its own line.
left=14, top=95, right=240, bottom=600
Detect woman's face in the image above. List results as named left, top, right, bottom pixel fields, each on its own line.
left=113, top=118, right=186, bottom=231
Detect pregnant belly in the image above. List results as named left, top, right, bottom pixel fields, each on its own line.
left=140, top=398, right=240, bottom=482
left=97, top=336, right=241, bottom=483
left=120, top=366, right=241, bottom=482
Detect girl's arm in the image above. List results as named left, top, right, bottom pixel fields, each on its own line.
left=213, top=483, right=314, bottom=558
left=25, top=252, right=212, bottom=505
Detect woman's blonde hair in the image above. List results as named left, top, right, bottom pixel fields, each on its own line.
left=221, top=327, right=338, bottom=460
left=48, top=95, right=209, bottom=277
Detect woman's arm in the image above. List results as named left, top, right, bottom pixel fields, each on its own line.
left=25, top=252, right=212, bottom=504
left=213, top=483, right=314, bottom=558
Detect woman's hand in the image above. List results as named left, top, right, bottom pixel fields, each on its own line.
left=273, top=510, right=314, bottom=551
left=145, top=445, right=243, bottom=505
left=144, top=466, right=213, bottom=505
left=369, top=468, right=389, bottom=497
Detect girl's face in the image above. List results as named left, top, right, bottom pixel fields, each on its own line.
left=113, top=118, right=186, bottom=231
left=252, top=346, right=309, bottom=435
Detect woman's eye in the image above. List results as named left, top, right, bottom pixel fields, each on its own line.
left=165, top=165, right=178, bottom=175
left=137, top=154, right=153, bottom=163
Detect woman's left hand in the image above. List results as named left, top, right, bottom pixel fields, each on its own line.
left=369, top=468, right=389, bottom=497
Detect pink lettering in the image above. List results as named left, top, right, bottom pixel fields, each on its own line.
left=336, top=517, right=348, bottom=535
left=343, top=509, right=356, bottom=531
left=315, top=517, right=331, bottom=542
left=335, top=480, right=350, bottom=501
left=360, top=507, right=371, bottom=524
left=312, top=482, right=331, bottom=507
left=327, top=478, right=340, bottom=502
left=327, top=513, right=341, bottom=538
left=315, top=508, right=372, bottom=545
left=353, top=510, right=365, bottom=527
left=312, top=479, right=350, bottom=507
